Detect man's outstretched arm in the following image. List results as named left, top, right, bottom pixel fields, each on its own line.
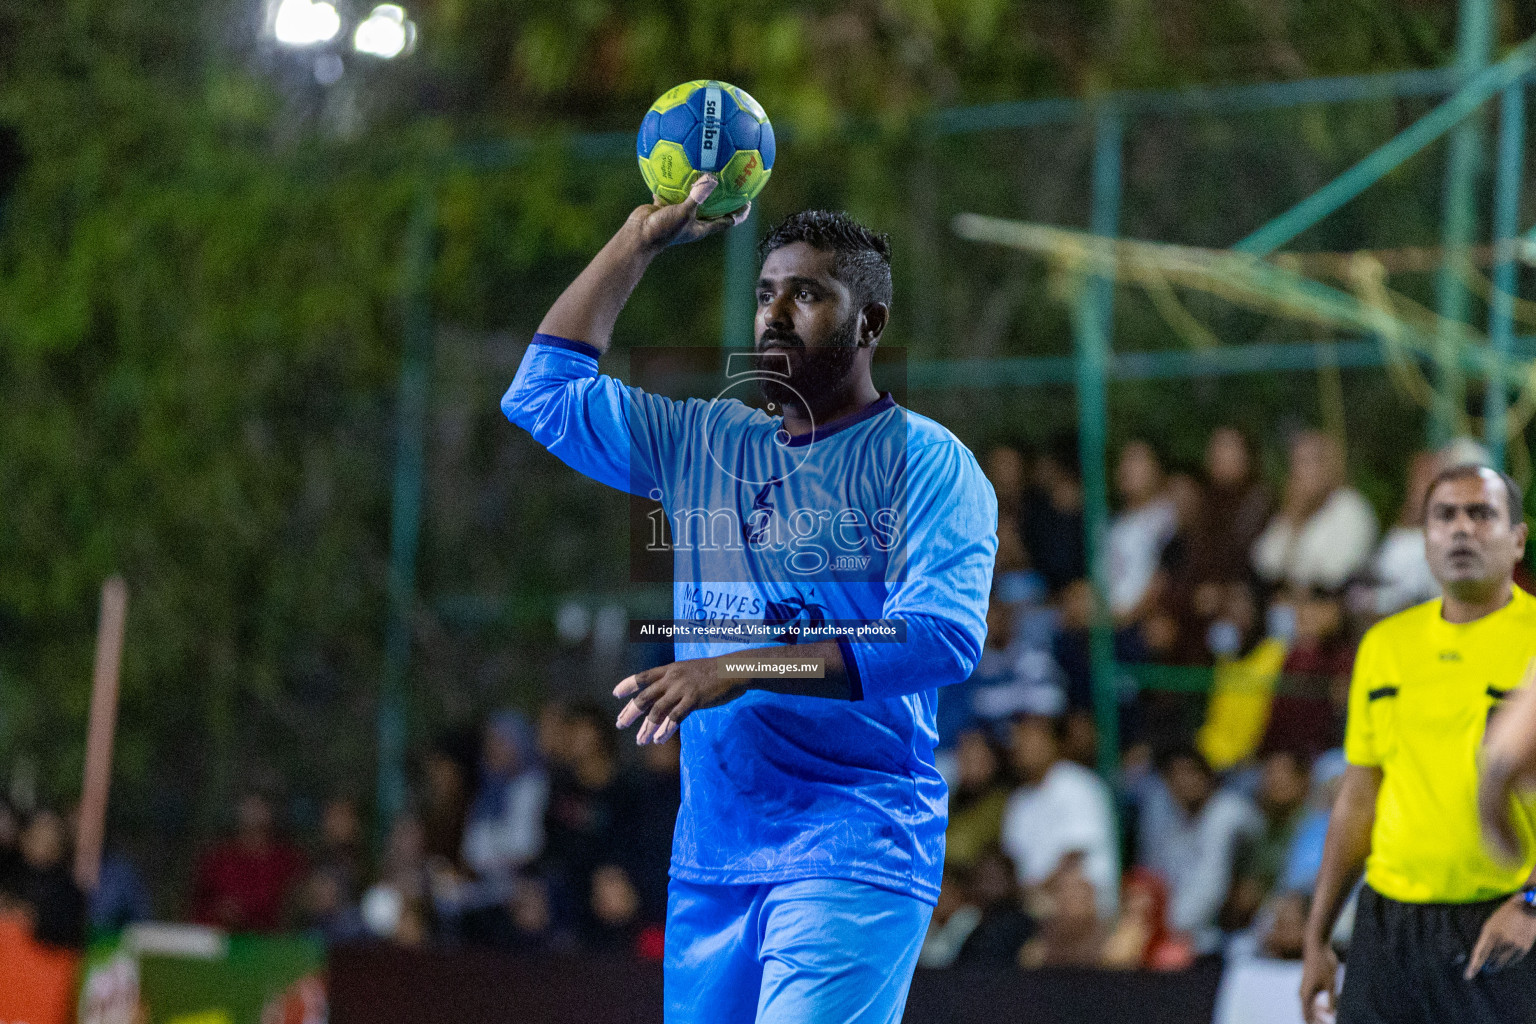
left=1300, top=764, right=1380, bottom=1024
left=504, top=176, right=750, bottom=495
left=1480, top=658, right=1536, bottom=861
left=537, top=176, right=750, bottom=353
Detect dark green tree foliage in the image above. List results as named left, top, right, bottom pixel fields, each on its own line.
left=0, top=2, right=424, bottom=841
left=0, top=0, right=1520, bottom=889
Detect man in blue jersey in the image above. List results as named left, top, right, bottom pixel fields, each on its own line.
left=502, top=174, right=997, bottom=1023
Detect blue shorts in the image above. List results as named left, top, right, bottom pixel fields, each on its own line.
left=664, top=877, right=933, bottom=1024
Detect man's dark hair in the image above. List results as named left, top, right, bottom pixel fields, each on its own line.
left=1008, top=709, right=1069, bottom=742
left=1155, top=743, right=1214, bottom=779
left=1422, top=463, right=1526, bottom=526
left=1044, top=433, right=1081, bottom=476
left=1263, top=747, right=1310, bottom=774
left=759, top=210, right=893, bottom=312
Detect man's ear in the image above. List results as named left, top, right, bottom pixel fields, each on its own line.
left=858, top=303, right=890, bottom=348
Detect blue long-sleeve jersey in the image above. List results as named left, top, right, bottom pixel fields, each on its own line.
left=503, top=335, right=997, bottom=903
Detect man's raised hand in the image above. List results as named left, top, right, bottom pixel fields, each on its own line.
left=1479, top=661, right=1536, bottom=862
left=627, top=175, right=752, bottom=251
left=613, top=657, right=744, bottom=746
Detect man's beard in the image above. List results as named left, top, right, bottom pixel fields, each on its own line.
left=757, top=314, right=861, bottom=415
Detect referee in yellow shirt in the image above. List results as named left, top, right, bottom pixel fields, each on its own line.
left=1301, top=464, right=1536, bottom=1024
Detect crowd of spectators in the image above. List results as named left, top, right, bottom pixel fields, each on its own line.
left=920, top=425, right=1503, bottom=972
left=0, top=704, right=679, bottom=959
left=154, top=701, right=680, bottom=958
left=0, top=801, right=150, bottom=950
left=0, top=424, right=1515, bottom=980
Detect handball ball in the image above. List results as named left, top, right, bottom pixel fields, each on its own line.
left=637, top=80, right=775, bottom=218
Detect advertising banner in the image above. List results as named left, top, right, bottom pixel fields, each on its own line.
left=78, top=926, right=325, bottom=1024
left=0, top=914, right=82, bottom=1024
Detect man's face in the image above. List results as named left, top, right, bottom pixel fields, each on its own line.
left=1009, top=716, right=1058, bottom=781
left=483, top=725, right=519, bottom=775
left=1114, top=442, right=1161, bottom=503
left=1259, top=752, right=1308, bottom=812
left=754, top=242, right=864, bottom=411
left=21, top=811, right=65, bottom=869
left=1206, top=427, right=1250, bottom=487
left=956, top=729, right=1000, bottom=790
left=1424, top=472, right=1526, bottom=592
left=1163, top=757, right=1212, bottom=813
left=237, top=794, right=273, bottom=836
left=321, top=799, right=360, bottom=847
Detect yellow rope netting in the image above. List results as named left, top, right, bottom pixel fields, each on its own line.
left=953, top=214, right=1536, bottom=477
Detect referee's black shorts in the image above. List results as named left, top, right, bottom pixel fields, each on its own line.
left=1339, top=885, right=1536, bottom=1024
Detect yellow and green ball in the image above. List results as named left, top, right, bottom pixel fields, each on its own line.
left=637, top=80, right=775, bottom=218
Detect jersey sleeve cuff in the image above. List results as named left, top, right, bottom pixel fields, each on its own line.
left=838, top=638, right=865, bottom=701
left=532, top=333, right=602, bottom=360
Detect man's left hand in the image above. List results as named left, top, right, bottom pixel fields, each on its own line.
left=614, top=658, right=743, bottom=745
left=1465, top=895, right=1536, bottom=979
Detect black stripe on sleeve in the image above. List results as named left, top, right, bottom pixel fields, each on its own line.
left=531, top=333, right=602, bottom=359
left=1367, top=686, right=1399, bottom=702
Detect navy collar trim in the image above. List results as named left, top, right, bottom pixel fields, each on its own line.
left=782, top=392, right=898, bottom=447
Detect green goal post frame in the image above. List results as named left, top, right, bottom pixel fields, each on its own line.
left=378, top=19, right=1534, bottom=824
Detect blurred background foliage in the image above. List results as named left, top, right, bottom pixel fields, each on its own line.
left=1, top=0, right=1533, bottom=906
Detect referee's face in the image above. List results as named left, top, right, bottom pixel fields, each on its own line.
left=1424, top=472, right=1528, bottom=592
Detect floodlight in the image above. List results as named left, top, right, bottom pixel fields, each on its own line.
left=273, top=0, right=341, bottom=46
left=353, top=5, right=416, bottom=59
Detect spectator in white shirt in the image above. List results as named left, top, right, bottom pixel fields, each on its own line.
left=1000, top=703, right=1120, bottom=919
left=1106, top=440, right=1178, bottom=621
left=1251, top=430, right=1377, bottom=592
left=461, top=710, right=549, bottom=881
left=1136, top=746, right=1264, bottom=954
left=1349, top=450, right=1440, bottom=619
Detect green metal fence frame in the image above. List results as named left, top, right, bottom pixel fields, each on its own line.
left=378, top=25, right=1534, bottom=820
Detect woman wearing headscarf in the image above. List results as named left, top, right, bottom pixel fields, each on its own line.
left=1189, top=426, right=1273, bottom=593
